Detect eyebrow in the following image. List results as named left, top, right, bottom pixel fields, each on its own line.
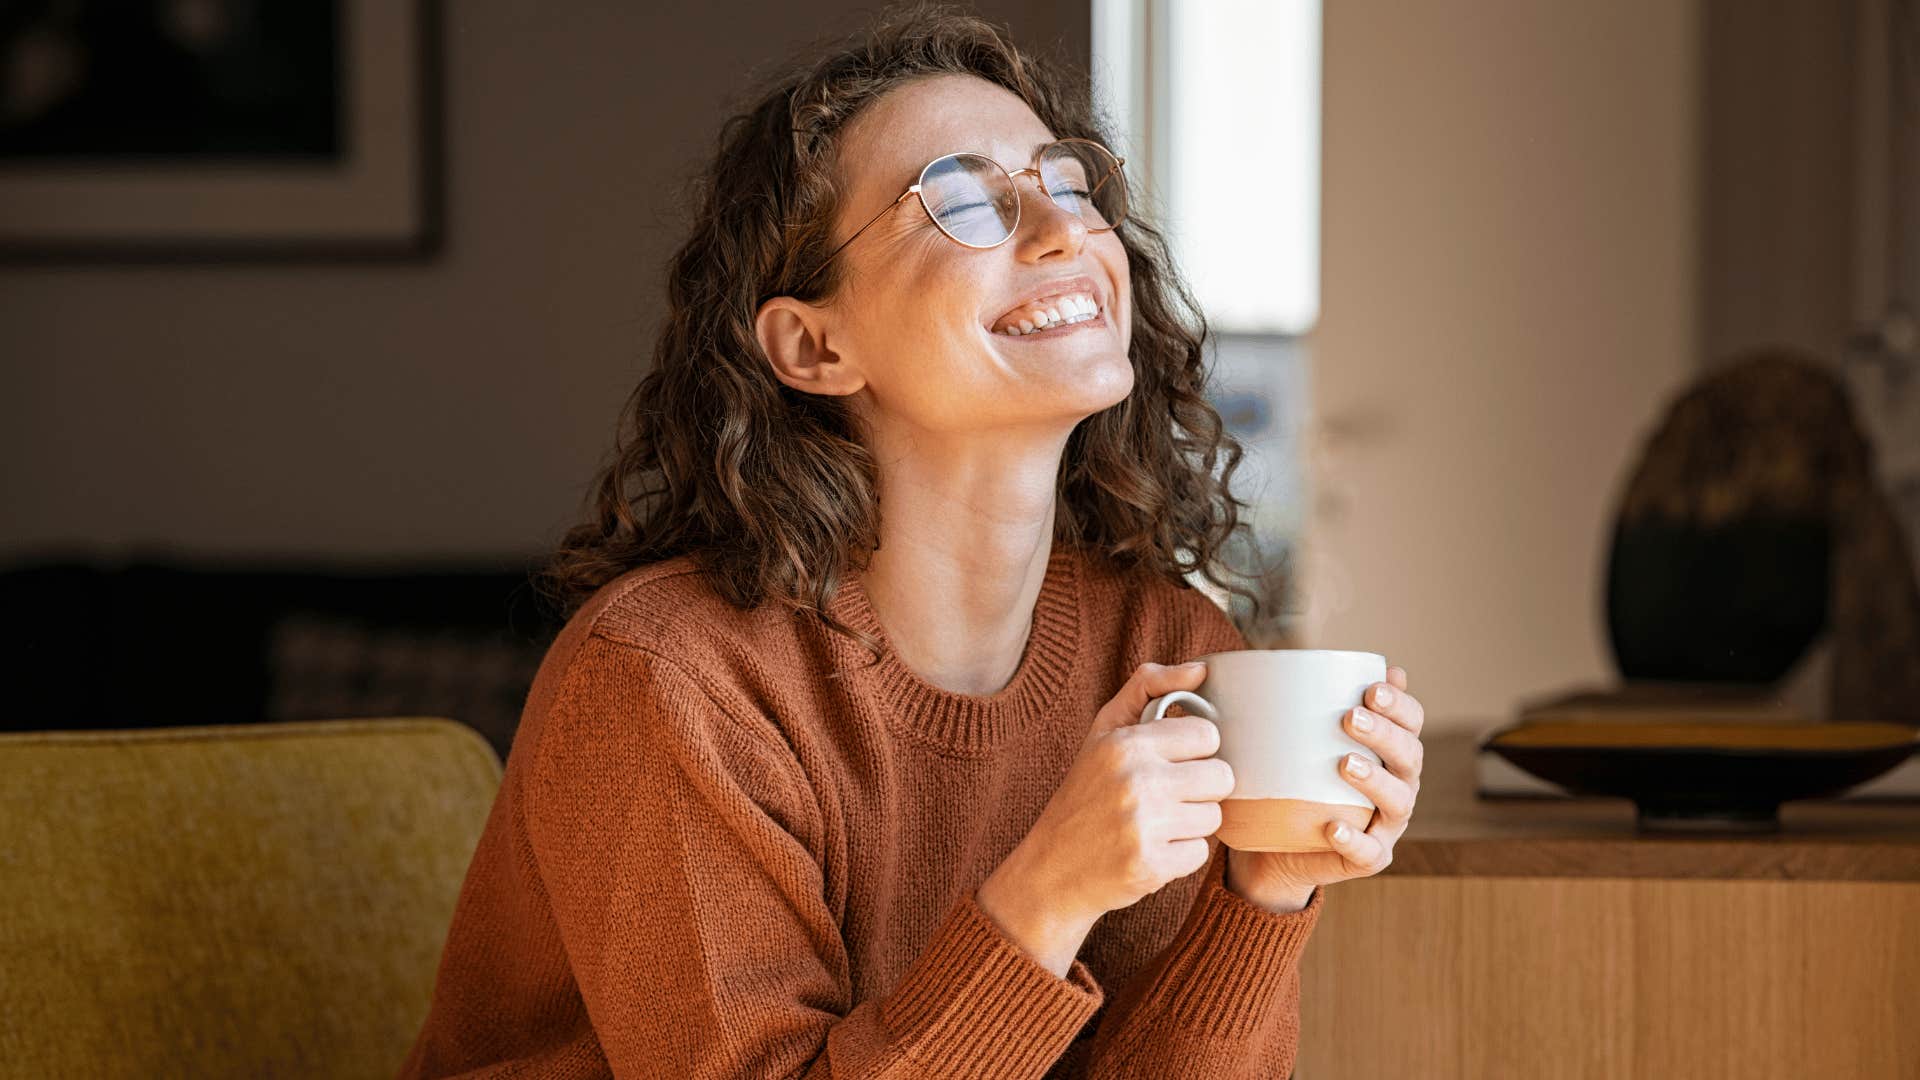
left=999, top=139, right=1055, bottom=170
left=917, top=139, right=1055, bottom=176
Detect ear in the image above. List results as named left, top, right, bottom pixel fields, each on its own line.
left=754, top=296, right=865, bottom=397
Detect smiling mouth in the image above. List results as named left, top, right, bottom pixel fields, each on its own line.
left=990, top=291, right=1104, bottom=336
left=992, top=308, right=1108, bottom=341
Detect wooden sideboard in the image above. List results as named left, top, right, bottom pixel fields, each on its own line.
left=1292, top=731, right=1920, bottom=1079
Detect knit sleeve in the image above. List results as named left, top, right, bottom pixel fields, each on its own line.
left=1075, top=840, right=1323, bottom=1077
left=1071, top=585, right=1325, bottom=1078
left=523, top=632, right=1105, bottom=1079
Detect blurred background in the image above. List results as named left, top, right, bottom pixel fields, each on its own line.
left=2, top=0, right=1916, bottom=756
left=5, top=5, right=1919, bottom=1078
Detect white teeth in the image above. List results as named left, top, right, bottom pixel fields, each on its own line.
left=992, top=293, right=1102, bottom=335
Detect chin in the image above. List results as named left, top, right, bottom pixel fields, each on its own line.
left=1059, top=349, right=1136, bottom=415
left=975, top=318, right=1133, bottom=401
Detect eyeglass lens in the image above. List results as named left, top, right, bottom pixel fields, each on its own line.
left=919, top=141, right=1128, bottom=248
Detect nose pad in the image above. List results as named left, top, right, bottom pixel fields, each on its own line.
left=1009, top=169, right=1089, bottom=252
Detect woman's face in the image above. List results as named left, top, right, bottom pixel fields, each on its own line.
left=763, top=74, right=1135, bottom=437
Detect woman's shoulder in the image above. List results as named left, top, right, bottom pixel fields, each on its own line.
left=525, top=556, right=812, bottom=760
left=567, top=554, right=795, bottom=658
left=515, top=563, right=824, bottom=861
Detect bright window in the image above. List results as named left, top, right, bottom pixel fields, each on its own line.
left=1093, top=0, right=1322, bottom=638
left=1093, top=0, right=1321, bottom=335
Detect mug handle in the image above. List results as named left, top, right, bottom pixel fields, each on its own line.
left=1139, top=690, right=1219, bottom=726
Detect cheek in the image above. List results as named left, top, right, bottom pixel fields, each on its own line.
left=896, top=251, right=997, bottom=351
left=1100, top=239, right=1133, bottom=350
left=847, top=264, right=998, bottom=410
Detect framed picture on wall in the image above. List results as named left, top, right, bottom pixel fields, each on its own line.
left=0, top=0, right=440, bottom=261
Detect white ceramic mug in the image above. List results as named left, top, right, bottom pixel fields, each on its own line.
left=1139, top=649, right=1387, bottom=852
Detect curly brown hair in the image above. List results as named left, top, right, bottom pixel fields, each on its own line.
left=535, top=1, right=1267, bottom=669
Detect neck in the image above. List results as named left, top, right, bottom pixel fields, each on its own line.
left=856, top=423, right=1070, bottom=696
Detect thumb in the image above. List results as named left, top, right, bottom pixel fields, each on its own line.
left=1089, top=660, right=1209, bottom=741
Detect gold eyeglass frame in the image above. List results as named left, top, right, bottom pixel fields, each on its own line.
left=793, top=137, right=1128, bottom=294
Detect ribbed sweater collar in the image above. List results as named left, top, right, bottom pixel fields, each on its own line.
left=826, top=542, right=1083, bottom=756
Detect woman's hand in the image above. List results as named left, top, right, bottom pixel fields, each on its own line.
left=978, top=661, right=1237, bottom=973
left=1224, top=665, right=1425, bottom=911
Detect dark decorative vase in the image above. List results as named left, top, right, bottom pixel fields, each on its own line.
left=1604, top=514, right=1829, bottom=684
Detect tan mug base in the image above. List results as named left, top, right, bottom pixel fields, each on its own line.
left=1217, top=798, right=1375, bottom=852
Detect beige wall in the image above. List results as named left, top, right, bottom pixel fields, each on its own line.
left=1699, top=0, right=1858, bottom=366
left=1305, top=0, right=1701, bottom=730
left=3, top=1, right=1710, bottom=736
left=0, top=2, right=1088, bottom=564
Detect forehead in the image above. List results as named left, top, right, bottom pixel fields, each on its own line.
left=839, top=74, right=1056, bottom=190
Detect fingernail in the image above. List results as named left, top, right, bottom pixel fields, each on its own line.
left=1375, top=684, right=1394, bottom=707
left=1352, top=708, right=1374, bottom=732
left=1345, top=754, right=1372, bottom=778
left=1181, top=661, right=1206, bottom=670
left=1333, top=822, right=1351, bottom=842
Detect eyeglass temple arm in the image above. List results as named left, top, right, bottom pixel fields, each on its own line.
left=794, top=187, right=920, bottom=293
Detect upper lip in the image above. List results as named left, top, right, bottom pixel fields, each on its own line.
left=986, top=274, right=1105, bottom=328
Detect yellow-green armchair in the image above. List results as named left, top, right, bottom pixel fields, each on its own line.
left=0, top=718, right=500, bottom=1078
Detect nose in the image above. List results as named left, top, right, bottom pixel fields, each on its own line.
left=1007, top=167, right=1089, bottom=262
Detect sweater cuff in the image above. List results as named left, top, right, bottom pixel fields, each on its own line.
left=880, top=889, right=1105, bottom=1076
left=1146, top=846, right=1325, bottom=1041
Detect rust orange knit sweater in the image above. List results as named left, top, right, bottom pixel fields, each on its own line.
left=399, top=541, right=1324, bottom=1078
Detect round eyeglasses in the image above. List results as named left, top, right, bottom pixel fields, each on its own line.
left=793, top=137, right=1128, bottom=294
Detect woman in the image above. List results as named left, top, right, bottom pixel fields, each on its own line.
left=400, top=5, right=1425, bottom=1077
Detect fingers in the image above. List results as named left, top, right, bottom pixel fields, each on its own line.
left=1325, top=815, right=1394, bottom=874
left=1363, top=679, right=1424, bottom=737
left=1137, top=708, right=1229, bottom=762
left=1133, top=660, right=1208, bottom=708
left=1168, top=836, right=1213, bottom=877
left=1092, top=661, right=1209, bottom=740
left=1339, top=749, right=1416, bottom=822
left=1167, top=798, right=1224, bottom=841
left=1343, top=704, right=1424, bottom=792
left=1386, top=665, right=1409, bottom=691
left=1164, top=755, right=1236, bottom=801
